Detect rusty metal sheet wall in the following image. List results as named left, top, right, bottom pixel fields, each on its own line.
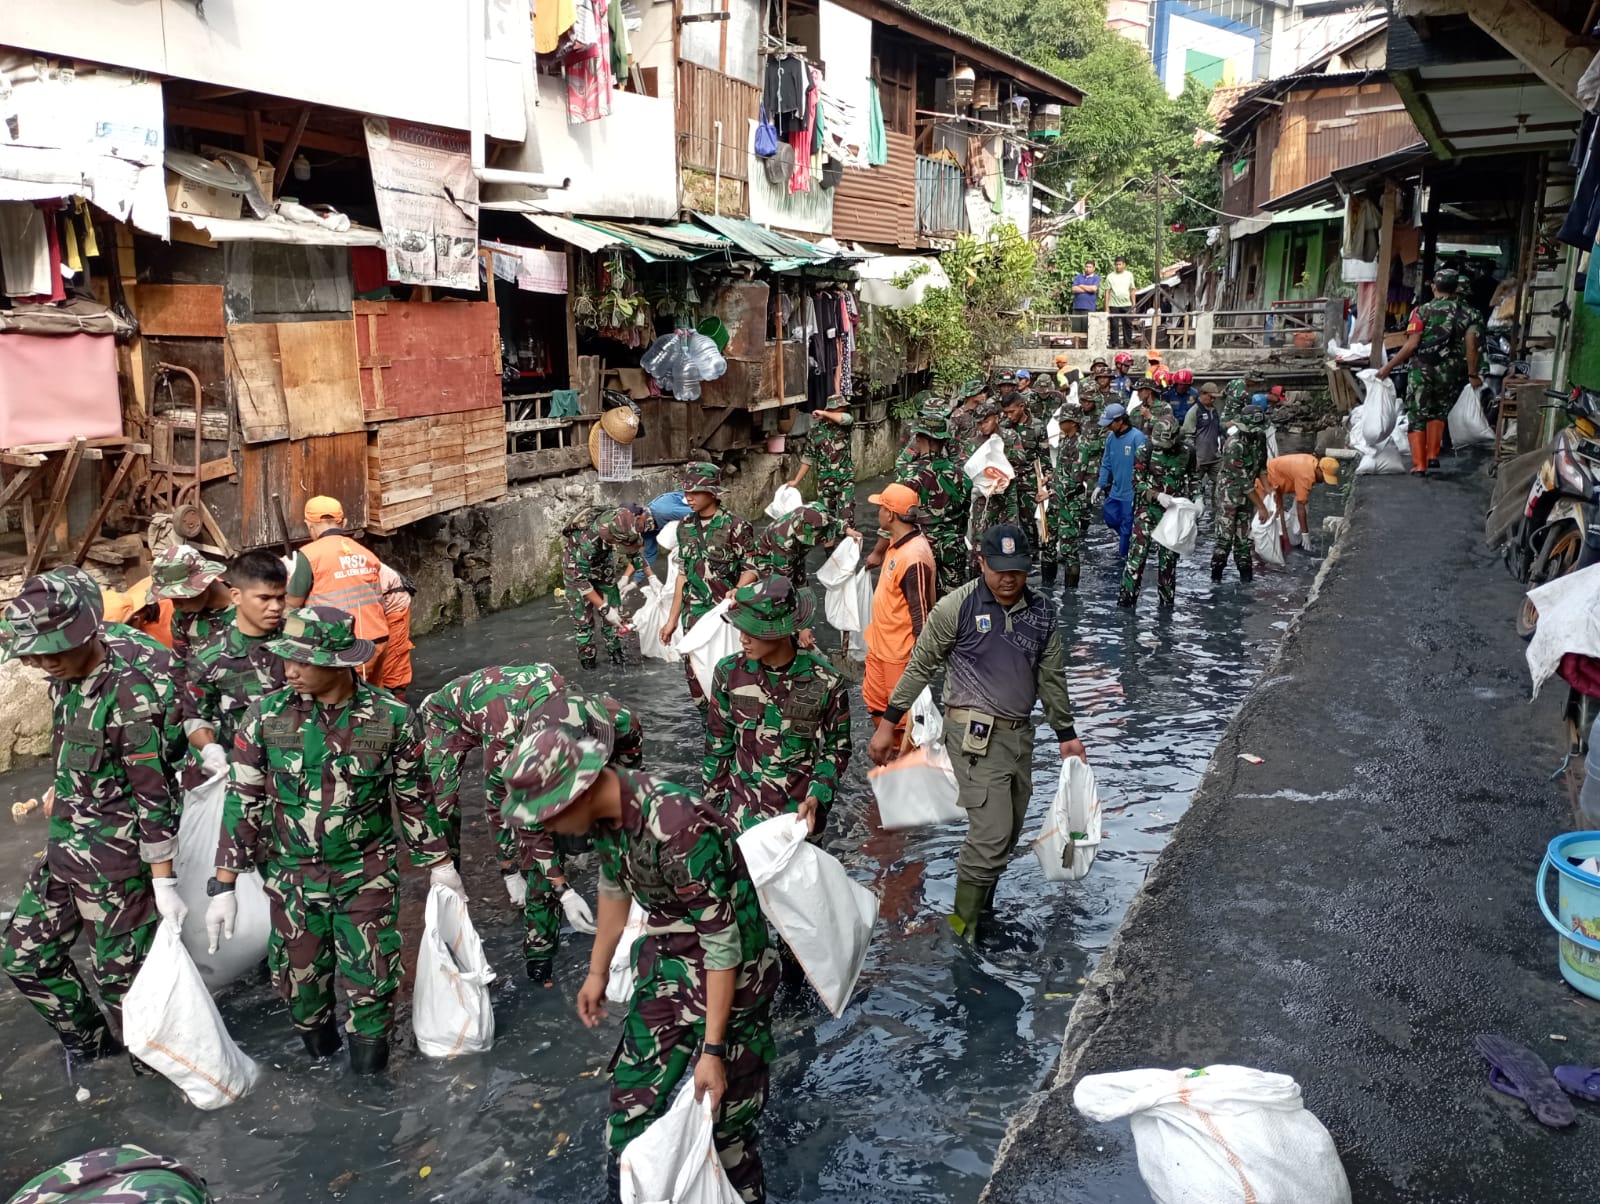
left=1265, top=83, right=1419, bottom=205
left=831, top=130, right=917, bottom=248
left=237, top=432, right=369, bottom=548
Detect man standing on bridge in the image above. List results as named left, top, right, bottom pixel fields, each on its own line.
left=867, top=525, right=1085, bottom=942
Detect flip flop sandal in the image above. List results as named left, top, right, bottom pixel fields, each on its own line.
left=1554, top=1065, right=1600, bottom=1104
left=1476, top=1034, right=1577, bottom=1128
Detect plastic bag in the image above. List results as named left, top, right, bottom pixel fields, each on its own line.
left=825, top=568, right=873, bottom=635
left=678, top=599, right=739, bottom=695
left=737, top=815, right=878, bottom=1016
left=963, top=434, right=1015, bottom=497
left=1347, top=405, right=1407, bottom=475
left=1031, top=756, right=1100, bottom=881
left=173, top=772, right=271, bottom=987
left=619, top=1082, right=741, bottom=1204
left=413, top=883, right=496, bottom=1058
left=1251, top=497, right=1287, bottom=567
left=1448, top=383, right=1495, bottom=447
left=635, top=580, right=680, bottom=663
left=907, top=686, right=943, bottom=748
left=868, top=742, right=962, bottom=830
left=815, top=535, right=861, bottom=589
left=765, top=484, right=803, bottom=521
left=1152, top=498, right=1201, bottom=556
left=123, top=919, right=261, bottom=1110
left=1074, top=1065, right=1352, bottom=1204
left=606, top=899, right=650, bottom=1005
left=1525, top=561, right=1600, bottom=697
left=1357, top=369, right=1398, bottom=444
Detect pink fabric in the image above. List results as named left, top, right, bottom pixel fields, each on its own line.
left=789, top=71, right=819, bottom=193
left=0, top=333, right=122, bottom=446
left=564, top=0, right=613, bottom=123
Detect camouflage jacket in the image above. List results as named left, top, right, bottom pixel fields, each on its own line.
left=947, top=405, right=979, bottom=444
left=899, top=456, right=970, bottom=537
left=181, top=621, right=287, bottom=750
left=421, top=663, right=570, bottom=877
left=103, top=624, right=188, bottom=779
left=1407, top=295, right=1482, bottom=377
left=1074, top=428, right=1109, bottom=496
left=7, top=1145, right=208, bottom=1204
left=46, top=637, right=178, bottom=890
left=1221, top=379, right=1249, bottom=422
left=1132, top=444, right=1195, bottom=513
left=170, top=603, right=233, bottom=711
left=594, top=768, right=779, bottom=1016
left=1216, top=428, right=1269, bottom=506
left=1054, top=430, right=1084, bottom=500
left=1004, top=414, right=1053, bottom=489
left=677, top=509, right=756, bottom=627
left=803, top=414, right=855, bottom=475
left=703, top=651, right=850, bottom=833
left=219, top=679, right=449, bottom=891
left=753, top=507, right=843, bottom=580
left=563, top=506, right=643, bottom=586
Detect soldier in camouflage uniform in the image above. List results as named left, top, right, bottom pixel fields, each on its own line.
left=0, top=571, right=184, bottom=1065
left=563, top=504, right=651, bottom=670
left=662, top=463, right=758, bottom=706
left=1001, top=392, right=1052, bottom=556
left=504, top=727, right=780, bottom=1204
left=703, top=577, right=850, bottom=836
left=961, top=402, right=1008, bottom=549
left=422, top=666, right=646, bottom=983
left=1039, top=401, right=1085, bottom=588
left=892, top=396, right=947, bottom=478
left=7, top=1145, right=209, bottom=1204
left=752, top=504, right=843, bottom=589
left=1210, top=406, right=1271, bottom=584
left=1119, top=411, right=1195, bottom=609
left=1071, top=388, right=1110, bottom=542
left=945, top=379, right=988, bottom=448
left=148, top=545, right=233, bottom=690
left=788, top=396, right=855, bottom=524
left=182, top=550, right=288, bottom=775
left=207, top=606, right=460, bottom=1072
left=1219, top=370, right=1263, bottom=424
left=1378, top=267, right=1483, bottom=475
left=898, top=416, right=972, bottom=593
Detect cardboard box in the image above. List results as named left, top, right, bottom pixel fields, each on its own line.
left=165, top=171, right=244, bottom=220
left=200, top=147, right=275, bottom=205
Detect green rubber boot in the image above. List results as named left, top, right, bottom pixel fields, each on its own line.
left=948, top=878, right=988, bottom=942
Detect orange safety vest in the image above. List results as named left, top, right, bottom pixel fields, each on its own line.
left=300, top=534, right=389, bottom=651
left=866, top=534, right=935, bottom=663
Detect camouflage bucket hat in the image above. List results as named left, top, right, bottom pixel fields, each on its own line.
left=912, top=415, right=952, bottom=441
left=598, top=507, right=645, bottom=552
left=726, top=574, right=815, bottom=639
left=682, top=461, right=725, bottom=496
left=266, top=605, right=376, bottom=667
left=148, top=544, right=228, bottom=601
left=595, top=693, right=644, bottom=761
left=0, top=567, right=103, bottom=658
left=1058, top=402, right=1084, bottom=425
left=956, top=379, right=986, bottom=401
left=503, top=726, right=611, bottom=829
left=1434, top=267, right=1462, bottom=291
left=992, top=370, right=1019, bottom=388
left=973, top=401, right=1002, bottom=421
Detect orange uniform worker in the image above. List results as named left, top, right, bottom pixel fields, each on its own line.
left=861, top=482, right=936, bottom=735
left=1255, top=454, right=1339, bottom=552
left=100, top=577, right=174, bottom=648
left=370, top=562, right=415, bottom=697
left=284, top=495, right=388, bottom=671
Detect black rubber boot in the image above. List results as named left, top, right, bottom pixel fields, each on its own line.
left=348, top=1034, right=389, bottom=1075
left=605, top=1157, right=623, bottom=1204
left=579, top=648, right=597, bottom=671
left=1063, top=565, right=1080, bottom=589
left=607, top=647, right=625, bottom=666
left=300, top=1018, right=342, bottom=1058
left=527, top=957, right=554, bottom=985
left=1116, top=588, right=1136, bottom=608
left=1239, top=561, right=1254, bottom=583
left=1210, top=558, right=1226, bottom=582
left=1039, top=561, right=1058, bottom=588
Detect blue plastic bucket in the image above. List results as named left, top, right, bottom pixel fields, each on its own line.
left=1536, top=831, right=1600, bottom=1001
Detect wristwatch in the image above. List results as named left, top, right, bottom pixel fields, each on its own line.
left=206, top=876, right=236, bottom=897
left=701, top=1041, right=727, bottom=1058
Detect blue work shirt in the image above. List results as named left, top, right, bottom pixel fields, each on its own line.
left=1097, top=427, right=1148, bottom=502
left=642, top=491, right=694, bottom=571
left=1166, top=386, right=1199, bottom=424
left=1110, top=373, right=1133, bottom=399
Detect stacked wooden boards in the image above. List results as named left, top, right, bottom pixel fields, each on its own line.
left=366, top=410, right=506, bottom=534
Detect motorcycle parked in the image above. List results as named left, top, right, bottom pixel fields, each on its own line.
left=1509, top=387, right=1600, bottom=638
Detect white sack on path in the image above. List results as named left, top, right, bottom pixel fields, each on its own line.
left=1152, top=498, right=1202, bottom=556
left=1347, top=404, right=1406, bottom=475
left=1032, top=756, right=1101, bottom=881
left=868, top=742, right=963, bottom=829
left=1074, top=1065, right=1352, bottom=1204
left=1526, top=561, right=1600, bottom=697
left=123, top=919, right=261, bottom=1110
left=1448, top=383, right=1496, bottom=447
left=606, top=899, right=650, bottom=1005
left=413, top=883, right=496, bottom=1058
left=1358, top=369, right=1398, bottom=444
left=963, top=434, right=1015, bottom=497
left=678, top=599, right=740, bottom=695
left=619, top=1082, right=741, bottom=1204
left=738, top=815, right=877, bottom=1017
left=764, top=484, right=803, bottom=521
left=173, top=772, right=270, bottom=986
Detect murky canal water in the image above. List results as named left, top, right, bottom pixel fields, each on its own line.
left=0, top=475, right=1329, bottom=1203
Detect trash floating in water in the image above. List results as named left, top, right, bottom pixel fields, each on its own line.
left=74, top=1086, right=89, bottom=1103
left=11, top=798, right=39, bottom=820
left=1239, top=754, right=1264, bottom=765
left=418, top=1166, right=431, bottom=1179
left=1550, top=1034, right=1568, bottom=1042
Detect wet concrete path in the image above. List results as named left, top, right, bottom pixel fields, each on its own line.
left=985, top=460, right=1600, bottom=1203
left=0, top=478, right=1327, bottom=1203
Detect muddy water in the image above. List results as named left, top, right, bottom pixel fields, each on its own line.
left=0, top=477, right=1328, bottom=1203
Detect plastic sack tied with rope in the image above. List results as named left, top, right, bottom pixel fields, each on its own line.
left=1448, top=383, right=1496, bottom=447
left=619, top=1082, right=741, bottom=1204
left=413, top=883, right=496, bottom=1058
left=1152, top=498, right=1202, bottom=557
left=963, top=434, right=1015, bottom=498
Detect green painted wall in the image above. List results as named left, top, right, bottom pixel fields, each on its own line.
left=1260, top=224, right=1329, bottom=305
left=1571, top=298, right=1600, bottom=391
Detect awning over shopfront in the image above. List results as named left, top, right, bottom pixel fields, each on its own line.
left=1227, top=202, right=1343, bottom=240
left=692, top=214, right=862, bottom=271
left=170, top=212, right=386, bottom=246
left=524, top=215, right=732, bottom=263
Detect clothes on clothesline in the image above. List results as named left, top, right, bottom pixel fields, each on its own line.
left=764, top=56, right=810, bottom=136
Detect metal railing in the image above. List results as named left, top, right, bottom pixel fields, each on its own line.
left=916, top=155, right=966, bottom=238
left=1211, top=300, right=1333, bottom=350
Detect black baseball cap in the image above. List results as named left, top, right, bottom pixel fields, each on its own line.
left=980, top=525, right=1031, bottom=572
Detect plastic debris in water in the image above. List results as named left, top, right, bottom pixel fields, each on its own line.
left=419, top=1166, right=431, bottom=1179
left=1238, top=754, right=1264, bottom=765
left=74, top=1086, right=90, bottom=1102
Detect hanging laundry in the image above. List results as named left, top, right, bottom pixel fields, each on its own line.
left=789, top=68, right=821, bottom=193
left=564, top=0, right=614, bottom=122
left=0, top=203, right=53, bottom=298
left=765, top=56, right=810, bottom=136
left=867, top=80, right=888, bottom=167
left=536, top=0, right=578, bottom=54
left=608, top=0, right=631, bottom=86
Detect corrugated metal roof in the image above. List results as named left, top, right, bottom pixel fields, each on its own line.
left=526, top=215, right=619, bottom=254
left=525, top=216, right=731, bottom=262
left=692, top=214, right=834, bottom=264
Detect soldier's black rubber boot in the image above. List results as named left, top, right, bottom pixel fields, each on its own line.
left=1039, top=561, right=1058, bottom=588
left=1210, top=559, right=1226, bottom=582
left=579, top=648, right=597, bottom=671
left=604, top=1157, right=623, bottom=1204
left=60, top=1021, right=121, bottom=1066
left=348, top=1034, right=389, bottom=1075
left=1116, top=588, right=1136, bottom=608
left=1063, top=565, right=1080, bottom=589
left=607, top=647, right=625, bottom=666
left=300, top=1018, right=342, bottom=1058
left=526, top=957, right=555, bottom=985
left=1239, top=561, right=1254, bottom=583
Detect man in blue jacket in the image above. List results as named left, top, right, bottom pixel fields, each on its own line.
left=1093, top=403, right=1147, bottom=558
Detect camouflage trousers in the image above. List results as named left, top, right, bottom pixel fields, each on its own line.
left=1211, top=495, right=1254, bottom=578
left=520, top=868, right=563, bottom=962
left=2, top=860, right=156, bottom=1042
left=816, top=469, right=855, bottom=528
left=565, top=578, right=624, bottom=656
left=263, top=872, right=401, bottom=1038
left=1405, top=366, right=1462, bottom=427
left=968, top=491, right=1022, bottom=551
left=609, top=978, right=776, bottom=1203
left=8, top=1145, right=209, bottom=1204
left=1041, top=494, right=1090, bottom=569
left=1121, top=506, right=1179, bottom=605
left=928, top=527, right=970, bottom=594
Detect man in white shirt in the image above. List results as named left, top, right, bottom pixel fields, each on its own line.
left=1104, top=257, right=1137, bottom=349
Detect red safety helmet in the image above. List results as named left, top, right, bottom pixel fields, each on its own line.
left=1173, top=369, right=1193, bottom=387
left=1114, top=352, right=1133, bottom=369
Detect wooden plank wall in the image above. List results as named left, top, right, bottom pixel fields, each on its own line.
left=366, top=410, right=506, bottom=534
left=237, top=432, right=369, bottom=548
left=1260, top=83, right=1418, bottom=206
left=677, top=62, right=757, bottom=183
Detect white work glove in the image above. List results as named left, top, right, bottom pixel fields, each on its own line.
left=152, top=876, right=188, bottom=928
left=431, top=862, right=467, bottom=899
left=561, top=888, right=597, bottom=934
left=503, top=871, right=528, bottom=907
left=603, top=606, right=624, bottom=628
left=1091, top=487, right=1105, bottom=505
left=1156, top=492, right=1174, bottom=507
left=199, top=742, right=228, bottom=778
left=205, top=891, right=237, bottom=953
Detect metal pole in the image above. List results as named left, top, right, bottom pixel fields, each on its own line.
left=1152, top=170, right=1163, bottom=351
